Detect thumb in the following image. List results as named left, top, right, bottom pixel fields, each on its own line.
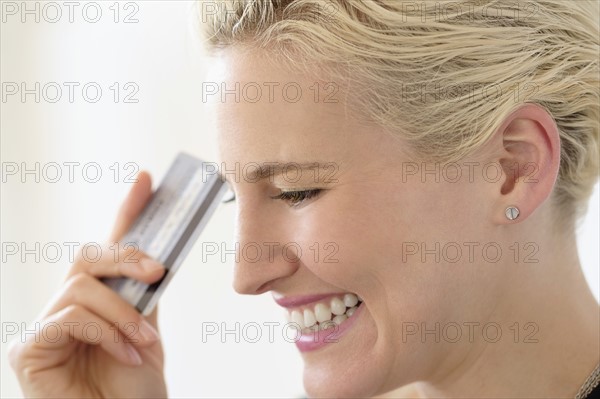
left=108, top=171, right=153, bottom=243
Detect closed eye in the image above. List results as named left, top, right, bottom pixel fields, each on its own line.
left=222, top=189, right=323, bottom=207
left=270, top=189, right=322, bottom=207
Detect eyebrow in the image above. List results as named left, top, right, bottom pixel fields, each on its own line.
left=218, top=161, right=339, bottom=184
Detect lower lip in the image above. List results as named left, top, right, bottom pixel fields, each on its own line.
left=294, top=302, right=365, bottom=352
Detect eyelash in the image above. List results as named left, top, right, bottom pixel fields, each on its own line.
left=270, top=189, right=322, bottom=207
left=222, top=189, right=322, bottom=207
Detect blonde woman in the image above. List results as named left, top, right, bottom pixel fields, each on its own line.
left=8, top=0, right=600, bottom=398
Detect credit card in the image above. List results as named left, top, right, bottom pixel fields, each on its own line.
left=102, top=152, right=229, bottom=316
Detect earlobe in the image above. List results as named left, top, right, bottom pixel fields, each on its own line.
left=493, top=104, right=561, bottom=224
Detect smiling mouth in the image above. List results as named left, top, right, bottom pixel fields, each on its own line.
left=285, top=293, right=364, bottom=333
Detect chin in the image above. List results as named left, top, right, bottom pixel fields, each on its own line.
left=298, top=305, right=393, bottom=398
left=303, top=363, right=386, bottom=398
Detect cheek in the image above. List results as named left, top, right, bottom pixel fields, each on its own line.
left=293, top=182, right=486, bottom=325
left=290, top=179, right=494, bottom=306
left=290, top=190, right=400, bottom=288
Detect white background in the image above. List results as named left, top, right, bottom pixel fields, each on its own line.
left=1, top=1, right=598, bottom=398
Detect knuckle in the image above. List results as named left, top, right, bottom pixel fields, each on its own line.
left=7, top=332, right=39, bottom=372
left=74, top=241, right=103, bottom=264
left=60, top=303, right=85, bottom=320
left=73, top=242, right=90, bottom=263
left=71, top=243, right=94, bottom=271
left=7, top=339, right=24, bottom=370
left=112, top=260, right=123, bottom=276
left=65, top=272, right=89, bottom=288
left=21, top=365, right=38, bottom=382
left=134, top=313, right=146, bottom=329
left=63, top=273, right=92, bottom=301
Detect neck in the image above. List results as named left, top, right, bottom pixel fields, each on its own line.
left=421, top=231, right=599, bottom=398
left=381, top=224, right=599, bottom=398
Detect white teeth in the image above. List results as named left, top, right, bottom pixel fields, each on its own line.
left=291, top=310, right=305, bottom=329
left=318, top=320, right=335, bottom=331
left=330, top=297, right=346, bottom=316
left=286, top=294, right=363, bottom=330
left=346, top=306, right=357, bottom=317
left=306, top=324, right=319, bottom=332
left=314, top=303, right=332, bottom=323
left=343, top=293, right=358, bottom=308
left=357, top=295, right=363, bottom=302
left=303, top=309, right=317, bottom=328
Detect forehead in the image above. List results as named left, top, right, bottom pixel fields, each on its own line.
left=206, top=50, right=352, bottom=157
left=206, top=48, right=406, bottom=170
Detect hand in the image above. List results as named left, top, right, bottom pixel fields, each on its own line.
left=8, top=171, right=169, bottom=398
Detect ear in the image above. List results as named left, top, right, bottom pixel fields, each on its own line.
left=489, top=104, right=561, bottom=224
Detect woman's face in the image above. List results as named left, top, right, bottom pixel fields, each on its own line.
left=211, top=49, right=511, bottom=397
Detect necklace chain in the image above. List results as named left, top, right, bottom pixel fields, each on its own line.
left=575, top=363, right=600, bottom=399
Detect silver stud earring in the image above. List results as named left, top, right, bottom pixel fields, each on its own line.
left=505, top=206, right=520, bottom=221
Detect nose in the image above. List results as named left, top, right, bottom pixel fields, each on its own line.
left=231, top=201, right=300, bottom=295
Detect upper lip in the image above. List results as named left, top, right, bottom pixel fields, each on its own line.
left=272, top=292, right=349, bottom=309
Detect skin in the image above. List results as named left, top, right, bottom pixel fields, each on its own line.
left=212, top=49, right=599, bottom=398
left=8, top=173, right=169, bottom=398
left=9, top=47, right=599, bottom=398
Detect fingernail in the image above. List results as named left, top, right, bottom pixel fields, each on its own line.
left=125, top=343, right=143, bottom=366
left=140, top=258, right=164, bottom=273
left=138, top=319, right=160, bottom=342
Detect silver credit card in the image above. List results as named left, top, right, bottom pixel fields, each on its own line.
left=102, top=152, right=229, bottom=316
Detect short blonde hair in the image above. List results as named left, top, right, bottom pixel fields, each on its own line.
left=199, top=0, right=599, bottom=226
